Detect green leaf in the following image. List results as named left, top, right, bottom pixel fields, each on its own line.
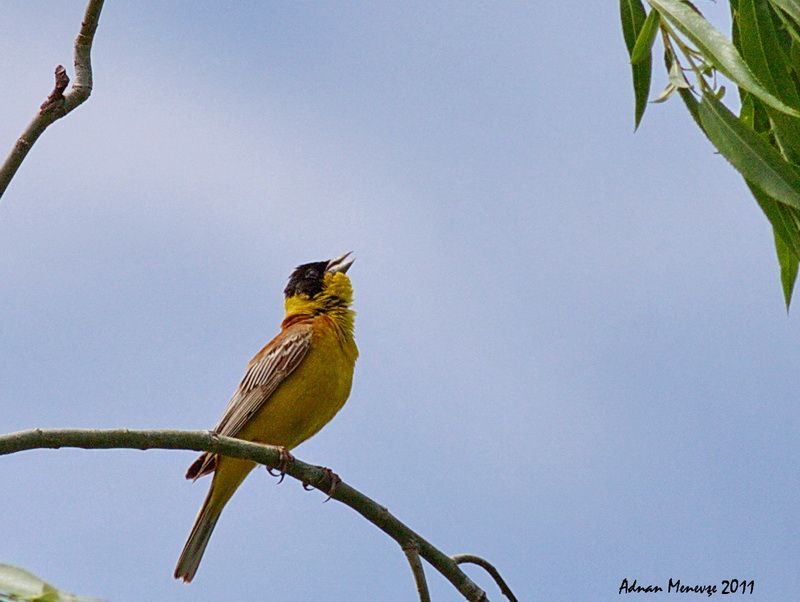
left=738, top=0, right=800, bottom=105
left=677, top=88, right=703, bottom=128
left=740, top=92, right=755, bottom=126
left=747, top=181, right=800, bottom=255
left=698, top=93, right=800, bottom=210
left=632, top=9, right=661, bottom=64
left=739, top=92, right=773, bottom=133
left=621, top=0, right=653, bottom=129
left=0, top=564, right=102, bottom=602
left=769, top=2, right=800, bottom=52
left=769, top=0, right=800, bottom=28
left=775, top=229, right=800, bottom=309
left=648, top=0, right=800, bottom=117
left=768, top=2, right=797, bottom=54
left=746, top=180, right=800, bottom=308
left=738, top=0, right=800, bottom=163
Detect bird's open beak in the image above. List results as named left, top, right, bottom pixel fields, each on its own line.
left=326, top=252, right=355, bottom=274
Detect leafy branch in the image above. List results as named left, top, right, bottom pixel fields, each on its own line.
left=620, top=0, right=800, bottom=308
left=0, top=428, right=517, bottom=602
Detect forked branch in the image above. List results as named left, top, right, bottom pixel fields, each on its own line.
left=403, top=541, right=432, bottom=602
left=0, top=428, right=519, bottom=601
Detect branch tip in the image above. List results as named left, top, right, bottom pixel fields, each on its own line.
left=453, top=554, right=519, bottom=602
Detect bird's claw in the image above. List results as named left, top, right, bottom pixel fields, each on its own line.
left=321, top=467, right=341, bottom=502
left=266, top=447, right=295, bottom=484
left=301, top=466, right=340, bottom=502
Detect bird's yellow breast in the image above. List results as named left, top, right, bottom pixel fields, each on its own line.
left=237, top=314, right=358, bottom=450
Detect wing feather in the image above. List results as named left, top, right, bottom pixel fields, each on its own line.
left=185, top=323, right=312, bottom=480
left=215, top=325, right=312, bottom=437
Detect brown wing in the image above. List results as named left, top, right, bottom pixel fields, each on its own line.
left=185, top=323, right=312, bottom=480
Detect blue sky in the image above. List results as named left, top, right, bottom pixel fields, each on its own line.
left=1, top=2, right=798, bottom=600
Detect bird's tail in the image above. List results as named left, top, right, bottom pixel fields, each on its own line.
left=175, top=460, right=252, bottom=583
left=174, top=486, right=223, bottom=583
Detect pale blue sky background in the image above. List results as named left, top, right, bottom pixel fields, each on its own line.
left=1, top=2, right=798, bottom=600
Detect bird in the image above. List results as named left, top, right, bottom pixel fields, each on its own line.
left=174, top=253, right=358, bottom=583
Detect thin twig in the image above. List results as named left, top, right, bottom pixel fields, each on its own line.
left=402, top=541, right=431, bottom=602
left=0, top=428, right=489, bottom=602
left=0, top=0, right=106, bottom=200
left=453, top=554, right=518, bottom=602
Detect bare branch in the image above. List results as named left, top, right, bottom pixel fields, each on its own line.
left=453, top=554, right=519, bottom=602
left=402, top=541, right=431, bottom=602
left=0, top=428, right=489, bottom=601
left=0, top=0, right=106, bottom=200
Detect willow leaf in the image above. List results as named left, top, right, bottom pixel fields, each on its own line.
left=769, top=0, right=800, bottom=27
left=621, top=0, right=653, bottom=129
left=738, top=0, right=800, bottom=162
left=746, top=180, right=800, bottom=307
left=698, top=94, right=800, bottom=210
left=648, top=0, right=800, bottom=117
left=776, top=231, right=800, bottom=309
left=632, top=9, right=661, bottom=64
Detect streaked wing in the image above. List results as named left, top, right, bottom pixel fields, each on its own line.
left=214, top=323, right=312, bottom=438
left=184, top=323, right=312, bottom=480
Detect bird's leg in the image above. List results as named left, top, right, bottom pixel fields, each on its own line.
left=266, top=446, right=295, bottom=484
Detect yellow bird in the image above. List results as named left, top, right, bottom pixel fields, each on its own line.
left=174, top=253, right=358, bottom=583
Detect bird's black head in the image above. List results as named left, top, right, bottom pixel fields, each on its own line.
left=283, top=253, right=355, bottom=299
left=284, top=260, right=329, bottom=298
